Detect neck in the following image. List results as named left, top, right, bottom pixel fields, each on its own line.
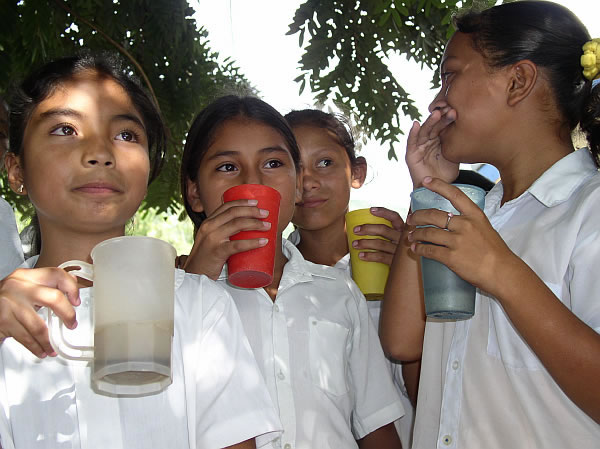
left=296, top=216, right=348, bottom=267
left=35, top=222, right=127, bottom=268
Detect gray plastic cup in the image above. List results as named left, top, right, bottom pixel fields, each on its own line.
left=410, top=184, right=486, bottom=320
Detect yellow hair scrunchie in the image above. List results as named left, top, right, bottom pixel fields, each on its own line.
left=581, top=38, right=600, bottom=81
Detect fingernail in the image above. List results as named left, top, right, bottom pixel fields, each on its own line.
left=354, top=226, right=361, bottom=233
left=259, top=209, right=269, bottom=217
left=352, top=240, right=358, bottom=248
left=248, top=199, right=258, bottom=206
left=69, top=320, right=78, bottom=330
left=370, top=207, right=378, bottom=212
left=48, top=351, right=57, bottom=357
left=258, top=238, right=269, bottom=246
left=358, top=252, right=366, bottom=260
left=40, top=352, right=47, bottom=359
left=423, top=176, right=432, bottom=184
left=263, top=221, right=271, bottom=229
left=407, top=230, right=414, bottom=242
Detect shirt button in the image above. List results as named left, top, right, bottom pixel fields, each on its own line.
left=284, top=444, right=291, bottom=449
left=274, top=305, right=280, bottom=312
left=277, top=371, right=285, bottom=380
left=442, top=435, right=453, bottom=445
left=452, top=360, right=459, bottom=370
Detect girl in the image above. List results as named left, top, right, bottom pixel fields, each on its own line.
left=180, top=95, right=405, bottom=449
left=0, top=97, right=23, bottom=280
left=283, top=109, right=415, bottom=447
left=381, top=2, right=600, bottom=448
left=0, top=53, right=280, bottom=449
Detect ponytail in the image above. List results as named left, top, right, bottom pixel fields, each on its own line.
left=581, top=80, right=600, bottom=166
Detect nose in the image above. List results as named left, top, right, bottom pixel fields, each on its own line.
left=301, top=166, right=320, bottom=192
left=428, top=87, right=448, bottom=113
left=82, top=137, right=115, bottom=168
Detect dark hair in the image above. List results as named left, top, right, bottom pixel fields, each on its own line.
left=8, top=51, right=167, bottom=181
left=181, top=95, right=301, bottom=228
left=284, top=109, right=360, bottom=165
left=454, top=1, right=600, bottom=165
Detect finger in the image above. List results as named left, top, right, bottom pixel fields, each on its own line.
left=13, top=309, right=55, bottom=357
left=352, top=238, right=398, bottom=254
left=368, top=207, right=404, bottom=231
left=428, top=109, right=456, bottom=138
left=353, top=224, right=400, bottom=244
left=11, top=267, right=80, bottom=307
left=27, top=283, right=78, bottom=330
left=212, top=200, right=267, bottom=221
left=358, top=250, right=393, bottom=266
left=422, top=177, right=484, bottom=216
left=407, top=208, right=454, bottom=229
left=224, top=237, right=269, bottom=258
left=408, top=225, right=455, bottom=249
left=406, top=121, right=422, bottom=152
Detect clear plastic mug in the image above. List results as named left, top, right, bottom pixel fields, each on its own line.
left=345, top=208, right=393, bottom=300
left=49, top=236, right=177, bottom=396
left=410, top=184, right=486, bottom=320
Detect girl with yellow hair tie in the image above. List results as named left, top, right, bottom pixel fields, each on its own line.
left=381, top=1, right=600, bottom=448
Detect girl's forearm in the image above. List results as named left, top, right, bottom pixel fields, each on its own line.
left=381, top=227, right=426, bottom=361
left=494, top=258, right=600, bottom=423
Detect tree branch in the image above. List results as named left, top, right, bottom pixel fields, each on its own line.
left=50, top=0, right=161, bottom=113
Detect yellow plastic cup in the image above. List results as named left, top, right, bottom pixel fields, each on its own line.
left=345, top=208, right=392, bottom=300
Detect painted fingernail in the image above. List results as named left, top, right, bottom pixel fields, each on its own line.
left=258, top=238, right=269, bottom=246
left=248, top=199, right=258, bottom=206
left=259, top=209, right=269, bottom=217
left=263, top=221, right=271, bottom=229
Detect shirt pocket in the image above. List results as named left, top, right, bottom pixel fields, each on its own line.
left=308, top=318, right=350, bottom=396
left=486, top=280, right=562, bottom=371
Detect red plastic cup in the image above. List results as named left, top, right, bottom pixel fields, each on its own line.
left=222, top=184, right=281, bottom=288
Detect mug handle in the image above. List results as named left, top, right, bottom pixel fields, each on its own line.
left=47, top=260, right=95, bottom=361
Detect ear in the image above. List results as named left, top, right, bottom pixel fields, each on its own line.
left=351, top=156, right=367, bottom=189
left=185, top=178, right=205, bottom=214
left=4, top=153, right=27, bottom=195
left=506, top=60, right=537, bottom=107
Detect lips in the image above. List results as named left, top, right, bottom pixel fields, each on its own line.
left=297, top=198, right=327, bottom=208
left=74, top=181, right=122, bottom=194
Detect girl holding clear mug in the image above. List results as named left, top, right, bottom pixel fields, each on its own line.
left=0, top=53, right=280, bottom=449
left=381, top=2, right=600, bottom=447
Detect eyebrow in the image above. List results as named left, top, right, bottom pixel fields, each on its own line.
left=207, top=145, right=291, bottom=160
left=38, top=108, right=146, bottom=130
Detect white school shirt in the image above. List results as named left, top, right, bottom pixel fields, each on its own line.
left=0, top=257, right=281, bottom=449
left=287, top=228, right=415, bottom=448
left=0, top=198, right=24, bottom=279
left=219, top=239, right=405, bottom=449
left=413, top=149, right=600, bottom=449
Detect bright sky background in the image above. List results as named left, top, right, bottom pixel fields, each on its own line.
left=192, top=0, right=600, bottom=218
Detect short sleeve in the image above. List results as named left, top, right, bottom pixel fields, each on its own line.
left=177, top=275, right=281, bottom=449
left=0, top=198, right=24, bottom=279
left=343, top=275, right=405, bottom=439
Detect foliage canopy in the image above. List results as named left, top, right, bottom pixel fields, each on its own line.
left=0, top=0, right=254, bottom=216
left=288, top=0, right=505, bottom=160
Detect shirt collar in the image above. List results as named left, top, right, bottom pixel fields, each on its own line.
left=527, top=149, right=598, bottom=207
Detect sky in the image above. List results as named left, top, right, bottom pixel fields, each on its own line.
left=192, top=0, right=600, bottom=217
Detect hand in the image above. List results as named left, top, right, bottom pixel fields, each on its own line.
left=351, top=207, right=404, bottom=266
left=406, top=107, right=459, bottom=189
left=183, top=199, right=271, bottom=279
left=406, top=178, right=515, bottom=295
left=0, top=267, right=80, bottom=358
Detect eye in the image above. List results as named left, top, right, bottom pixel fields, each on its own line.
left=217, top=163, right=237, bottom=172
left=264, top=159, right=283, bottom=169
left=115, top=130, right=140, bottom=142
left=316, top=158, right=333, bottom=168
left=441, top=71, right=453, bottom=83
left=50, top=124, right=77, bottom=136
